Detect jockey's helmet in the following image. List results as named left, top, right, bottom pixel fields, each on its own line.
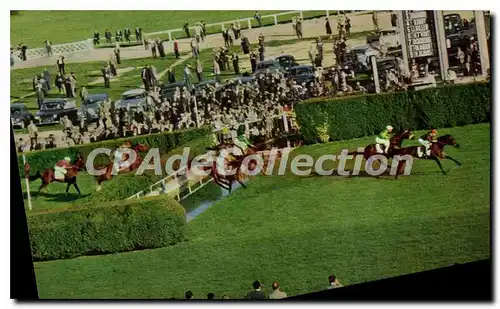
left=64, top=156, right=71, bottom=162
left=386, top=125, right=393, bottom=131
left=121, top=141, right=132, bottom=148
left=431, top=129, right=437, bottom=135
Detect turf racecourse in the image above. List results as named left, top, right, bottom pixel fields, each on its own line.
left=32, top=123, right=490, bottom=299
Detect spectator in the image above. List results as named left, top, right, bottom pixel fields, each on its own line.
left=254, top=11, right=262, bottom=27
left=207, top=292, right=215, bottom=299
left=45, top=40, right=52, bottom=57
left=325, top=17, right=332, bottom=37
left=196, top=59, right=204, bottom=82
left=174, top=39, right=180, bottom=59
left=185, top=290, right=193, bottom=299
left=114, top=44, right=121, bottom=64
left=183, top=22, right=190, bottom=38
left=245, top=280, right=267, bottom=299
left=93, top=30, right=100, bottom=46
left=269, top=282, right=287, bottom=299
left=327, top=275, right=343, bottom=289
left=21, top=43, right=27, bottom=61
left=57, top=56, right=65, bottom=75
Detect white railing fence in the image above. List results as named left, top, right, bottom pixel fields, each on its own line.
left=18, top=10, right=337, bottom=61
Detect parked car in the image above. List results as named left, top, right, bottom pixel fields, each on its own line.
left=161, top=81, right=185, bottom=101
left=367, top=28, right=400, bottom=48
left=253, top=59, right=283, bottom=77
left=116, top=88, right=154, bottom=108
left=287, top=65, right=315, bottom=84
left=81, top=93, right=109, bottom=123
left=345, top=45, right=379, bottom=73
left=275, top=54, right=299, bottom=71
left=34, top=98, right=79, bottom=126
left=11, top=103, right=34, bottom=129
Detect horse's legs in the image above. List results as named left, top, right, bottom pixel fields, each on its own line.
left=65, top=183, right=71, bottom=197
left=73, top=182, right=82, bottom=196
left=432, top=157, right=447, bottom=175
left=445, top=155, right=462, bottom=166
left=236, top=175, right=247, bottom=189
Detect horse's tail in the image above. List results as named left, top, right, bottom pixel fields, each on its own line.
left=27, top=171, right=42, bottom=182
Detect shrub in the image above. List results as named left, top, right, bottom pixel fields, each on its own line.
left=27, top=194, right=186, bottom=261
left=295, top=83, right=491, bottom=144
left=18, top=126, right=211, bottom=175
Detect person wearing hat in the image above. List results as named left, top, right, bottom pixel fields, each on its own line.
left=375, top=125, right=394, bottom=154
left=418, top=129, right=438, bottom=156
left=54, top=156, right=72, bottom=180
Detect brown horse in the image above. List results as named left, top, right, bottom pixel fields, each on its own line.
left=391, top=134, right=462, bottom=178
left=25, top=154, right=86, bottom=197
left=348, top=129, right=416, bottom=161
left=95, top=143, right=150, bottom=190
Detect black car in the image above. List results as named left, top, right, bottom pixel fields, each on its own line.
left=11, top=103, right=33, bottom=129
left=81, top=93, right=109, bottom=123
left=253, top=59, right=283, bottom=77
left=287, top=65, right=315, bottom=85
left=34, top=98, right=79, bottom=126
left=275, top=54, right=299, bottom=71
left=161, top=81, right=185, bottom=101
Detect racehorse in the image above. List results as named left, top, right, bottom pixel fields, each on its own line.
left=95, top=142, right=150, bottom=191
left=25, top=154, right=86, bottom=197
left=348, top=129, right=416, bottom=161
left=391, top=134, right=461, bottom=178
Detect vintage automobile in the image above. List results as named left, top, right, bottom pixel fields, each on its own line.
left=253, top=59, right=284, bottom=77
left=345, top=45, right=380, bottom=73
left=366, top=28, right=400, bottom=49
left=116, top=88, right=154, bottom=107
left=275, top=54, right=299, bottom=71
left=11, top=103, right=34, bottom=129
left=34, top=98, right=79, bottom=126
left=287, top=65, right=315, bottom=85
left=81, top=93, right=109, bottom=123
left=160, top=81, right=186, bottom=101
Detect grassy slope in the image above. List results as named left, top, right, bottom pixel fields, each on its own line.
left=33, top=123, right=490, bottom=299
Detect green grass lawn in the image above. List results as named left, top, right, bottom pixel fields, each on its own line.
left=32, top=123, right=490, bottom=299
left=11, top=10, right=290, bottom=48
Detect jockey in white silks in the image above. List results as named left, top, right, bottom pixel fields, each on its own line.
left=113, top=142, right=132, bottom=173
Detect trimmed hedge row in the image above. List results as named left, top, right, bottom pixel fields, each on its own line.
left=18, top=126, right=212, bottom=175
left=295, top=83, right=491, bottom=144
left=27, top=194, right=186, bottom=261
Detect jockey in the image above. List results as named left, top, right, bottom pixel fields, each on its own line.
left=233, top=125, right=254, bottom=157
left=375, top=125, right=394, bottom=154
left=419, top=129, right=437, bottom=155
left=54, top=156, right=72, bottom=180
left=113, top=141, right=132, bottom=172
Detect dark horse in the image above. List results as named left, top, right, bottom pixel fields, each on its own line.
left=25, top=154, right=86, bottom=197
left=95, top=143, right=150, bottom=191
left=391, top=134, right=462, bottom=178
left=348, top=129, right=416, bottom=160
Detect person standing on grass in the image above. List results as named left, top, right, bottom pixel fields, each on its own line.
left=345, top=15, right=351, bottom=37
left=151, top=43, right=157, bottom=59
left=94, top=30, right=100, bottom=46
left=325, top=17, right=332, bottom=38
left=102, top=67, right=110, bottom=88
left=57, top=56, right=65, bottom=75
left=372, top=11, right=379, bottom=31
left=43, top=68, right=51, bottom=91
left=55, top=72, right=64, bottom=94
left=232, top=53, right=240, bottom=75
left=114, top=44, right=121, bottom=64
left=296, top=17, right=303, bottom=39
left=105, top=29, right=112, bottom=44
left=250, top=50, right=257, bottom=73
left=183, top=22, right=190, bottom=38
left=135, top=27, right=141, bottom=41
left=27, top=120, right=38, bottom=150
left=167, top=68, right=176, bottom=83
left=124, top=27, right=131, bottom=44
left=196, top=59, right=204, bottom=82
left=213, top=57, right=221, bottom=82
left=174, top=39, right=180, bottom=59
left=45, top=40, right=52, bottom=57
left=254, top=11, right=262, bottom=27
left=21, top=43, right=27, bottom=61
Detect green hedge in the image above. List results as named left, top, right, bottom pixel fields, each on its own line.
left=295, top=83, right=491, bottom=144
left=27, top=194, right=186, bottom=261
left=18, top=126, right=212, bottom=175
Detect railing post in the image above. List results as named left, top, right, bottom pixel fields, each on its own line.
left=247, top=18, right=252, bottom=29
left=326, top=10, right=329, bottom=17
left=299, top=11, right=303, bottom=19
left=274, top=14, right=278, bottom=25
left=168, top=31, right=172, bottom=42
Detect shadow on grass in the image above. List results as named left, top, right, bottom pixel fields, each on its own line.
left=25, top=191, right=92, bottom=202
